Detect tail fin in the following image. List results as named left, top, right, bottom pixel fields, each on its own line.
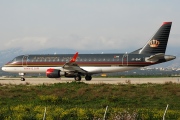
left=132, top=22, right=172, bottom=54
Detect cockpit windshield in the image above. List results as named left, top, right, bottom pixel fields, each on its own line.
left=9, top=58, right=17, bottom=63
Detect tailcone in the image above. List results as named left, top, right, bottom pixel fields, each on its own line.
left=164, top=55, right=176, bottom=61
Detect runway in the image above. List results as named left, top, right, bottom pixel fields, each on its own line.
left=0, top=77, right=179, bottom=85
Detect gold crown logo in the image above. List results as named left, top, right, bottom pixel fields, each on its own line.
left=149, top=39, right=160, bottom=48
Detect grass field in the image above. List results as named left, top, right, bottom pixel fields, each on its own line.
left=0, top=81, right=180, bottom=119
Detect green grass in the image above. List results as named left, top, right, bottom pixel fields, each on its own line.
left=0, top=81, right=180, bottom=119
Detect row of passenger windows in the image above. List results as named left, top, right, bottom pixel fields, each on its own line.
left=26, top=58, right=121, bottom=62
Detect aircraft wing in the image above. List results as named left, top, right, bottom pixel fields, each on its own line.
left=62, top=52, right=87, bottom=74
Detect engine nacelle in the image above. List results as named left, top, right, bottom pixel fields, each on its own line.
left=46, top=68, right=64, bottom=78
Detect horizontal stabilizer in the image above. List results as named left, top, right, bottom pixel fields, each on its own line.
left=146, top=53, right=165, bottom=62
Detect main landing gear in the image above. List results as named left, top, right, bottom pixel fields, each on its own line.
left=85, top=75, right=92, bottom=81
left=74, top=75, right=92, bottom=81
left=74, top=75, right=82, bottom=81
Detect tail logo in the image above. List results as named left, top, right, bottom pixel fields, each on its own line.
left=149, top=39, right=160, bottom=48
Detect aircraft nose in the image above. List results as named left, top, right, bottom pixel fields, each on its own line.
left=2, top=67, right=6, bottom=71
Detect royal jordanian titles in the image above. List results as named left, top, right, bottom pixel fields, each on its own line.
left=2, top=22, right=176, bottom=81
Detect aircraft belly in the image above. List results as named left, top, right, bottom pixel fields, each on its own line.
left=3, top=66, right=138, bottom=75
left=81, top=67, right=102, bottom=73
left=101, top=67, right=138, bottom=73
left=81, top=67, right=138, bottom=74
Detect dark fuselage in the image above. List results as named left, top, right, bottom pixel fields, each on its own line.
left=4, top=53, right=163, bottom=67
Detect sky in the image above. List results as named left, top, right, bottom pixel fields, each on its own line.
left=0, top=0, right=180, bottom=53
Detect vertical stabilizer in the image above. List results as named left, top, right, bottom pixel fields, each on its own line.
left=138, top=22, right=172, bottom=54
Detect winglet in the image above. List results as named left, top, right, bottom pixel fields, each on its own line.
left=70, top=52, right=78, bottom=62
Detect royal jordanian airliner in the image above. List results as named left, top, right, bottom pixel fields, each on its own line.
left=2, top=22, right=176, bottom=81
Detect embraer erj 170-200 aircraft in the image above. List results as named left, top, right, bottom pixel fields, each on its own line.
left=2, top=22, right=176, bottom=81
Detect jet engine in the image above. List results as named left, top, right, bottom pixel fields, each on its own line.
left=46, top=68, right=65, bottom=78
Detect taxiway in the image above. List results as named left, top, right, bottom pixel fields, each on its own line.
left=0, top=77, right=179, bottom=85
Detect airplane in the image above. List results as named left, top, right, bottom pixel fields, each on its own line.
left=1, top=22, right=176, bottom=81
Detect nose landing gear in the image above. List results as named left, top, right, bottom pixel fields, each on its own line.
left=19, top=73, right=26, bottom=81
left=21, top=77, right=25, bottom=81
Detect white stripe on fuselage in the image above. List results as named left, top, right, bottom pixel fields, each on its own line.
left=2, top=66, right=138, bottom=74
